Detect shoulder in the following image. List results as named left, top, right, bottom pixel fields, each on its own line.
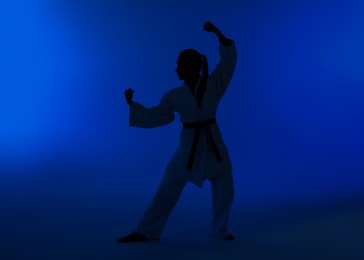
left=165, top=86, right=184, bottom=97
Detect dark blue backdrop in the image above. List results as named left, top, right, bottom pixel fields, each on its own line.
left=1, top=0, right=364, bottom=259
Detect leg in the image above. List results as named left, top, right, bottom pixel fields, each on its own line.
left=135, top=171, right=187, bottom=239
left=209, top=170, right=235, bottom=240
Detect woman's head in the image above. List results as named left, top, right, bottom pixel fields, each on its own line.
left=176, top=49, right=209, bottom=108
left=176, top=49, right=203, bottom=81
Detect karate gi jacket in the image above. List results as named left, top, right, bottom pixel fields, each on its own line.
left=129, top=42, right=237, bottom=188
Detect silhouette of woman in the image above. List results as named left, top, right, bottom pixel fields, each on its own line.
left=118, top=21, right=237, bottom=242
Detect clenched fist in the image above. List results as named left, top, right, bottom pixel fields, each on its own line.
left=203, top=21, right=219, bottom=33
left=124, top=88, right=134, bottom=106
left=203, top=21, right=233, bottom=46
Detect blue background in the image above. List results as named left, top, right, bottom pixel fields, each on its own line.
left=1, top=0, right=364, bottom=259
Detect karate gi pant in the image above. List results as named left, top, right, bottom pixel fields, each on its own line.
left=135, top=170, right=235, bottom=240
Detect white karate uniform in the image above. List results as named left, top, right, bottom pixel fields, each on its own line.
left=129, top=42, right=237, bottom=239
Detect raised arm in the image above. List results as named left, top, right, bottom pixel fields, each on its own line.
left=203, top=21, right=237, bottom=98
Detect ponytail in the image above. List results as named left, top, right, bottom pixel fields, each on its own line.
left=196, top=54, right=208, bottom=108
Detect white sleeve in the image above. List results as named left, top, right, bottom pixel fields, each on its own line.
left=208, top=42, right=238, bottom=99
left=129, top=91, right=175, bottom=128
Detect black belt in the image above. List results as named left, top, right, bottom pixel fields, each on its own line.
left=183, top=118, right=222, bottom=171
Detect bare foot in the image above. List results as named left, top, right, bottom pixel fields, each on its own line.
left=116, top=232, right=147, bottom=243
left=224, top=234, right=235, bottom=241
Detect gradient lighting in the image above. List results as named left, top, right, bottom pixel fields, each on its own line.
left=1, top=0, right=364, bottom=259
left=1, top=1, right=90, bottom=170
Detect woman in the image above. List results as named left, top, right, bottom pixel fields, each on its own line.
left=118, top=21, right=237, bottom=242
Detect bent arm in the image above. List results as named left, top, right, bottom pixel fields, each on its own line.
left=129, top=92, right=175, bottom=128
left=204, top=22, right=237, bottom=98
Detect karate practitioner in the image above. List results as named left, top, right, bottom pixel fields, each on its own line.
left=117, top=21, right=237, bottom=242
